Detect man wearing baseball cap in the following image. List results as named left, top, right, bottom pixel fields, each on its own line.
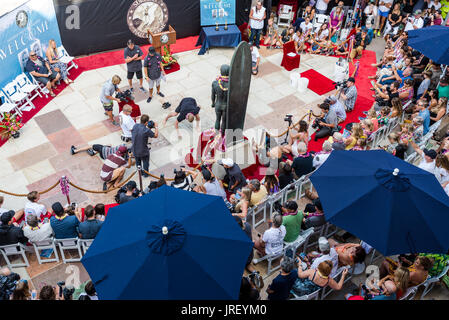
left=143, top=46, right=166, bottom=104
left=411, top=141, right=437, bottom=175
left=100, top=145, right=131, bottom=191
left=340, top=77, right=358, bottom=112
left=404, top=10, right=424, bottom=32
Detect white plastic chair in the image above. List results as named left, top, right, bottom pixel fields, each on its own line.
left=15, top=73, right=41, bottom=102
left=303, top=224, right=327, bottom=251
left=0, top=243, right=30, bottom=268
left=247, top=201, right=267, bottom=229
left=28, top=73, right=49, bottom=99
left=54, top=238, right=83, bottom=263
left=400, top=285, right=419, bottom=300
left=420, top=261, right=449, bottom=300
left=284, top=227, right=314, bottom=254
left=313, top=14, right=329, bottom=33
left=290, top=288, right=321, bottom=300
left=0, top=91, right=18, bottom=118
left=2, top=82, right=34, bottom=115
left=252, top=250, right=285, bottom=277
left=31, top=239, right=59, bottom=264
left=79, top=239, right=94, bottom=255
left=57, top=45, right=78, bottom=73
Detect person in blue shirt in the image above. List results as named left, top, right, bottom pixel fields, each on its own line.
left=267, top=257, right=297, bottom=300
left=78, top=205, right=103, bottom=239
left=416, top=100, right=431, bottom=135
left=50, top=202, right=80, bottom=239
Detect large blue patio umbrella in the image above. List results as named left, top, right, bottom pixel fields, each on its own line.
left=81, top=185, right=253, bottom=300
left=407, top=25, right=449, bottom=65
left=310, top=150, right=449, bottom=256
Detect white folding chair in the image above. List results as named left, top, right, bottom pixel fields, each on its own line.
left=79, top=239, right=94, bottom=255
left=57, top=45, right=78, bottom=73
left=284, top=227, right=314, bottom=254
left=267, top=189, right=287, bottom=217
left=290, top=288, right=321, bottom=300
left=321, top=266, right=353, bottom=300
left=15, top=73, right=42, bottom=102
left=2, top=82, right=34, bottom=114
left=31, top=239, right=59, bottom=264
left=248, top=201, right=267, bottom=229
left=303, top=224, right=327, bottom=251
left=324, top=222, right=338, bottom=238
left=400, top=285, right=419, bottom=300
left=313, top=14, right=329, bottom=33
left=252, top=250, right=285, bottom=277
left=0, top=91, right=19, bottom=119
left=0, top=243, right=30, bottom=268
left=28, top=73, right=49, bottom=99
left=54, top=238, right=83, bottom=263
left=420, top=261, right=449, bottom=300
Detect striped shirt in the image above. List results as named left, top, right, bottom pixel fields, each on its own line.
left=100, top=153, right=126, bottom=181
left=100, top=145, right=127, bottom=160
left=171, top=175, right=194, bottom=191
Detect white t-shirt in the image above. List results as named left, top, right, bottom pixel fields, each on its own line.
left=311, top=247, right=339, bottom=278
left=24, top=201, right=46, bottom=221
left=119, top=111, right=135, bottom=138
left=404, top=17, right=424, bottom=31
left=316, top=29, right=329, bottom=41
left=379, top=0, right=393, bottom=12
left=251, top=47, right=260, bottom=63
left=418, top=156, right=436, bottom=175
left=313, top=152, right=331, bottom=169
left=444, top=183, right=449, bottom=197
left=316, top=0, right=328, bottom=12
left=428, top=1, right=442, bottom=10
left=263, top=225, right=286, bottom=255
left=23, top=223, right=54, bottom=243
left=250, top=6, right=266, bottom=30
left=436, top=167, right=449, bottom=184
left=300, top=21, right=314, bottom=34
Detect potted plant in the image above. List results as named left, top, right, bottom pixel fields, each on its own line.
left=161, top=45, right=177, bottom=69
left=0, top=113, right=24, bottom=140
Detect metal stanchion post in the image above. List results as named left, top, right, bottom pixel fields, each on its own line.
left=137, top=165, right=143, bottom=192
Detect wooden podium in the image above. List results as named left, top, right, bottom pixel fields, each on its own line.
left=147, top=25, right=176, bottom=55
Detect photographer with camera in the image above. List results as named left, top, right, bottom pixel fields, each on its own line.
left=339, top=77, right=358, bottom=112
left=171, top=167, right=200, bottom=191
left=327, top=95, right=346, bottom=122
left=100, top=75, right=122, bottom=126
left=312, top=102, right=339, bottom=141
left=404, top=10, right=424, bottom=31
left=131, top=114, right=158, bottom=178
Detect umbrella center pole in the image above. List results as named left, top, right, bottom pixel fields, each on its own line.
left=162, top=226, right=169, bottom=235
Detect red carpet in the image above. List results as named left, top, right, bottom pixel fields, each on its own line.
left=0, top=36, right=199, bottom=148
left=300, top=69, right=335, bottom=96
left=307, top=50, right=378, bottom=152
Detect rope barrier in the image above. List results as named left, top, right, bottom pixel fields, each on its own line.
left=68, top=170, right=137, bottom=194
left=142, top=163, right=203, bottom=182
left=0, top=180, right=60, bottom=197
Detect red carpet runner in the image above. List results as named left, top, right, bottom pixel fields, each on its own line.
left=300, top=69, right=336, bottom=96
left=307, top=50, right=378, bottom=152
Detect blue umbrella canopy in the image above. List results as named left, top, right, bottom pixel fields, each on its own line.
left=407, top=25, right=449, bottom=65
left=310, top=150, right=449, bottom=256
left=81, top=185, right=253, bottom=300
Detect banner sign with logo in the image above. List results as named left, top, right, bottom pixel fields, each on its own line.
left=200, top=0, right=236, bottom=26
left=53, top=0, right=202, bottom=57
left=0, top=0, right=62, bottom=90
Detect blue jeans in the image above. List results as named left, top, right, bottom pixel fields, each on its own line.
left=250, top=28, right=262, bottom=47
left=135, top=155, right=150, bottom=176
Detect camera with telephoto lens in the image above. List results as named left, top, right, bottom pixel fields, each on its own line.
left=115, top=89, right=133, bottom=102
left=147, top=120, right=155, bottom=129
left=334, top=80, right=348, bottom=90
left=57, top=281, right=75, bottom=300
left=173, top=165, right=186, bottom=175
left=312, top=117, right=323, bottom=129
left=273, top=202, right=283, bottom=214
left=284, top=114, right=293, bottom=124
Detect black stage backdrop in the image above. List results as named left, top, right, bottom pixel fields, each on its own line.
left=53, top=0, right=252, bottom=57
